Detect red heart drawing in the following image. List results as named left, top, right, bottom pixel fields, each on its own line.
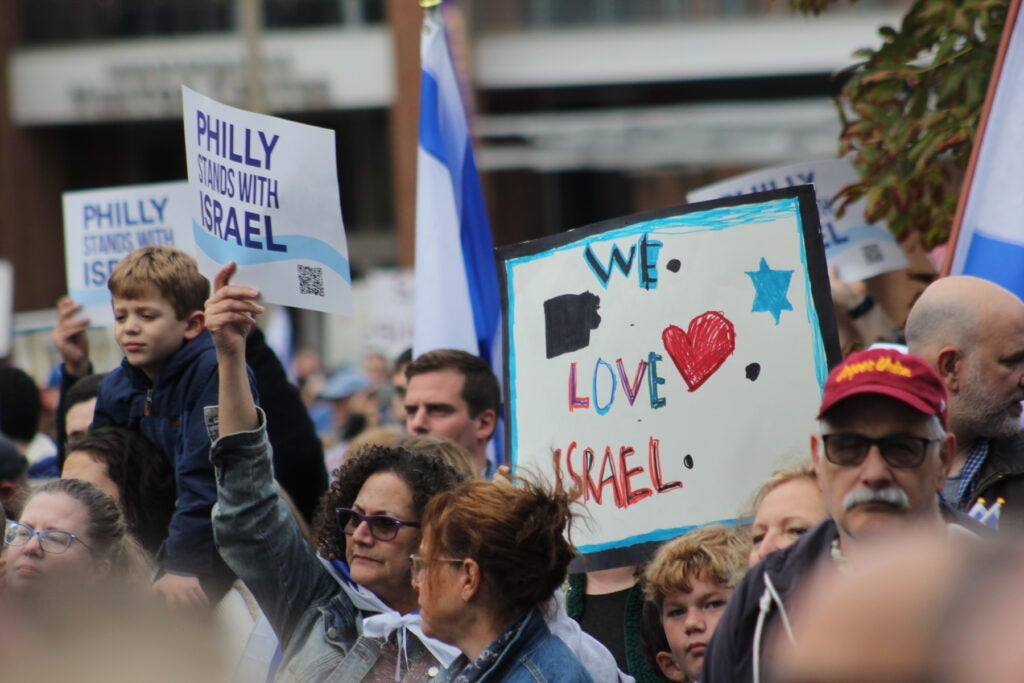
left=661, top=312, right=737, bottom=392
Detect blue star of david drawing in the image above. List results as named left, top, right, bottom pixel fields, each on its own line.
left=745, top=257, right=794, bottom=325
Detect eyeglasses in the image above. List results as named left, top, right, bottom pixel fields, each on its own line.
left=4, top=520, right=93, bottom=554
left=335, top=508, right=420, bottom=542
left=821, top=434, right=941, bottom=469
left=409, top=553, right=465, bottom=576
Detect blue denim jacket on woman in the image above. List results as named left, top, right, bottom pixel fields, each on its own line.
left=442, top=607, right=593, bottom=683
left=210, top=412, right=440, bottom=682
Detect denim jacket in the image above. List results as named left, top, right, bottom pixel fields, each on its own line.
left=442, top=607, right=593, bottom=683
left=210, top=412, right=440, bottom=682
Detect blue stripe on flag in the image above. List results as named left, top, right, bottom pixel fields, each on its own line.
left=460, top=149, right=500, bottom=361
left=418, top=72, right=445, bottom=165
left=419, top=68, right=468, bottom=218
left=416, top=8, right=504, bottom=463
left=962, top=230, right=1024, bottom=300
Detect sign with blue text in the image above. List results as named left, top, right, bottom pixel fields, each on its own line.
left=182, top=86, right=352, bottom=315
left=688, top=158, right=908, bottom=282
left=62, top=181, right=193, bottom=326
left=498, top=187, right=840, bottom=570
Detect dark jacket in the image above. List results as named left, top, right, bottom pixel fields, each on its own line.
left=92, top=330, right=240, bottom=591
left=442, top=607, right=594, bottom=683
left=701, top=519, right=838, bottom=683
left=61, top=327, right=326, bottom=524
left=974, top=433, right=1024, bottom=532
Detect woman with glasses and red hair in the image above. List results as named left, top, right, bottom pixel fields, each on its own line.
left=413, top=478, right=592, bottom=682
left=206, top=264, right=467, bottom=682
left=3, top=478, right=148, bottom=601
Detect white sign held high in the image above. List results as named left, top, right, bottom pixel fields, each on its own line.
left=62, top=181, right=193, bottom=326
left=688, top=158, right=908, bottom=282
left=182, top=86, right=352, bottom=315
left=498, top=188, right=840, bottom=569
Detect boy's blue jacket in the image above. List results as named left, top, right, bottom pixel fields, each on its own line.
left=93, top=330, right=243, bottom=580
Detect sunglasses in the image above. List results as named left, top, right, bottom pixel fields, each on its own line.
left=335, top=507, right=420, bottom=542
left=821, top=434, right=940, bottom=469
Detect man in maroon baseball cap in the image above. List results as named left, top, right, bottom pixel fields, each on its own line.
left=702, top=347, right=959, bottom=683
left=812, top=347, right=955, bottom=546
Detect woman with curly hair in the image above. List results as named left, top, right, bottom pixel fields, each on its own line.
left=206, top=264, right=466, bottom=682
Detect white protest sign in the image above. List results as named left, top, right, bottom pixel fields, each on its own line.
left=182, top=86, right=352, bottom=315
left=62, top=181, right=193, bottom=326
left=688, top=158, right=908, bottom=282
left=364, top=269, right=415, bottom=359
left=0, top=260, right=11, bottom=358
left=498, top=187, right=840, bottom=569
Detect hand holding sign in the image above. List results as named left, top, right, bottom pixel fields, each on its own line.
left=205, top=262, right=264, bottom=362
left=53, top=296, right=91, bottom=377
left=183, top=86, right=353, bottom=316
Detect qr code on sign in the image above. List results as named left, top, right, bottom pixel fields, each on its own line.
left=861, top=244, right=884, bottom=264
left=297, top=265, right=325, bottom=297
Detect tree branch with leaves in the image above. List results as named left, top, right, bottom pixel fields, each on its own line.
left=790, top=0, right=1010, bottom=248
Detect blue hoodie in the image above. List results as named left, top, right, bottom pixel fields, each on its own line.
left=93, top=329, right=246, bottom=586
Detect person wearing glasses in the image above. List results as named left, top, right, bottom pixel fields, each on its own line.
left=412, top=477, right=592, bottom=682
left=702, top=347, right=966, bottom=683
left=3, top=478, right=148, bottom=600
left=205, top=263, right=466, bottom=682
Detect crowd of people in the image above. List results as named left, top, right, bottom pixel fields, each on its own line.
left=3, top=243, right=1024, bottom=682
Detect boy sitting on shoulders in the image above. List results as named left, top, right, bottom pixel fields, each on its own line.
left=92, top=246, right=250, bottom=607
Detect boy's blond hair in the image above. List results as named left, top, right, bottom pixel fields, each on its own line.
left=108, top=246, right=209, bottom=320
left=643, top=524, right=748, bottom=609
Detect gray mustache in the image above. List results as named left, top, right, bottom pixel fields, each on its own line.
left=843, top=487, right=910, bottom=512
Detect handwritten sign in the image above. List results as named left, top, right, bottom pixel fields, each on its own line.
left=688, top=158, right=908, bottom=282
left=498, top=187, right=840, bottom=569
left=62, top=181, right=193, bottom=326
left=182, top=86, right=352, bottom=315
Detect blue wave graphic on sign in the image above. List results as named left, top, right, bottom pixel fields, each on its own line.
left=68, top=289, right=111, bottom=308
left=193, top=220, right=351, bottom=283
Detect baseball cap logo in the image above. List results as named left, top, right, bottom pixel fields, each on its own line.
left=834, top=355, right=912, bottom=383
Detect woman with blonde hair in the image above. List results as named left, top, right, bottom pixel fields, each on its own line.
left=747, top=463, right=827, bottom=566
left=398, top=435, right=478, bottom=480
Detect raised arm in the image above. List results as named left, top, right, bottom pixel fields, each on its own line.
left=53, top=296, right=92, bottom=378
left=205, top=262, right=263, bottom=435
left=206, top=262, right=337, bottom=642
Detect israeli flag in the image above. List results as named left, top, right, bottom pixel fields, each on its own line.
left=948, top=5, right=1024, bottom=298
left=413, top=7, right=500, bottom=366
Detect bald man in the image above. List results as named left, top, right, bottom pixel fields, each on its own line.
left=905, top=275, right=1024, bottom=526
